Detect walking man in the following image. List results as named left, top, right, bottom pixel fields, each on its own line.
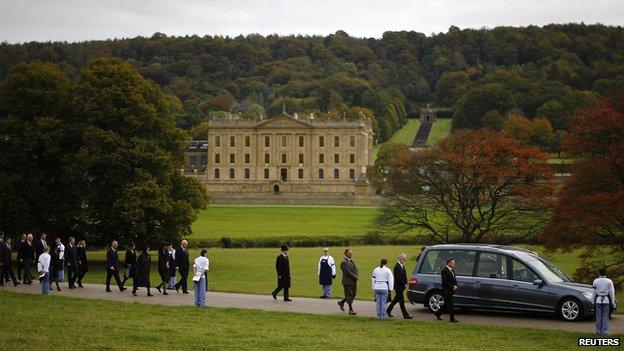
left=65, top=236, right=79, bottom=289
left=272, top=246, right=292, bottom=301
left=317, top=247, right=336, bottom=299
left=593, top=268, right=617, bottom=335
left=174, top=240, right=190, bottom=294
left=0, top=231, right=4, bottom=286
left=387, top=253, right=413, bottom=319
left=105, top=240, right=126, bottom=292
left=54, top=237, right=65, bottom=282
left=16, top=233, right=26, bottom=281
left=435, top=258, right=459, bottom=322
left=20, top=234, right=35, bottom=285
left=38, top=246, right=51, bottom=295
left=2, top=237, right=19, bottom=286
left=122, top=242, right=137, bottom=286
left=34, top=233, right=47, bottom=264
left=76, top=240, right=88, bottom=287
left=338, top=248, right=358, bottom=315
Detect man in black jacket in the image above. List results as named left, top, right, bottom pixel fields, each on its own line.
left=20, top=234, right=35, bottom=285
left=33, top=233, right=47, bottom=265
left=76, top=240, right=88, bottom=287
left=105, top=240, right=126, bottom=292
left=16, top=233, right=26, bottom=281
left=271, top=246, right=292, bottom=301
left=435, top=258, right=459, bottom=322
left=387, top=253, right=413, bottom=319
left=0, top=231, right=4, bottom=286
left=2, top=237, right=19, bottom=286
left=174, top=240, right=190, bottom=294
left=65, top=237, right=79, bottom=289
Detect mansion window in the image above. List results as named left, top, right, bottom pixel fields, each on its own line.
left=229, top=168, right=235, bottom=179
left=264, top=153, right=270, bottom=164
left=190, top=156, right=196, bottom=167
left=244, top=169, right=250, bottom=179
left=215, top=136, right=221, bottom=147
left=349, top=169, right=355, bottom=180
left=265, top=136, right=270, bottom=147
left=349, top=154, right=355, bottom=164
left=281, top=135, right=287, bottom=147
left=298, top=169, right=304, bottom=179
left=319, top=154, right=324, bottom=164
left=334, top=154, right=339, bottom=164
left=214, top=168, right=220, bottom=179
left=214, top=154, right=221, bottom=164
left=230, top=136, right=235, bottom=147
left=200, top=155, right=207, bottom=165
left=245, top=136, right=250, bottom=147
left=334, top=169, right=340, bottom=179
left=264, top=168, right=270, bottom=179
left=319, top=136, right=324, bottom=147
left=350, top=135, right=355, bottom=147
left=298, top=154, right=304, bottom=164
left=318, top=169, right=324, bottom=179
left=281, top=154, right=287, bottom=164
left=298, top=136, right=304, bottom=147
left=334, top=136, right=340, bottom=147
left=229, top=154, right=235, bottom=164
left=245, top=153, right=250, bottom=164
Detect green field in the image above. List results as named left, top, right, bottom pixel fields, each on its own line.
left=74, top=245, right=621, bottom=308
left=0, top=291, right=607, bottom=351
left=191, top=205, right=379, bottom=240
left=372, top=119, right=421, bottom=161
left=427, top=118, right=453, bottom=146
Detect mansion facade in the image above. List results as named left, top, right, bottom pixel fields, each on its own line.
left=184, top=114, right=374, bottom=199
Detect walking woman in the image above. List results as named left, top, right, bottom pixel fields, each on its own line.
left=193, top=249, right=210, bottom=307
left=76, top=240, right=88, bottom=287
left=371, top=258, right=394, bottom=320
left=122, top=242, right=137, bottom=286
left=156, top=242, right=169, bottom=295
left=50, top=240, right=63, bottom=291
left=132, top=246, right=153, bottom=297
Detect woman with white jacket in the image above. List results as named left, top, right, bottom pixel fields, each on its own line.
left=371, top=258, right=394, bottom=319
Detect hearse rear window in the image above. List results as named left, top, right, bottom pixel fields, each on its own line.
left=419, top=250, right=476, bottom=276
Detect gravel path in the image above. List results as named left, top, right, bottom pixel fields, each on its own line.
left=1, top=283, right=621, bottom=334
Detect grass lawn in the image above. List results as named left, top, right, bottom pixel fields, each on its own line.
left=191, top=205, right=379, bottom=240
left=0, top=291, right=612, bottom=351
left=372, top=119, right=421, bottom=161
left=427, top=118, right=452, bottom=146
left=74, top=245, right=621, bottom=309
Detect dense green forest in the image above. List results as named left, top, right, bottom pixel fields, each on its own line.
left=1, top=23, right=623, bottom=144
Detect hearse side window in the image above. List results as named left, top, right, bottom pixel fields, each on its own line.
left=418, top=250, right=476, bottom=276
left=476, top=252, right=508, bottom=279
left=511, top=259, right=540, bottom=283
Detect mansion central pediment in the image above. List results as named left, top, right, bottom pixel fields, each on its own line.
left=255, top=115, right=311, bottom=129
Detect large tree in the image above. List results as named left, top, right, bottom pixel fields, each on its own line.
left=543, top=88, right=624, bottom=289
left=377, top=129, right=553, bottom=243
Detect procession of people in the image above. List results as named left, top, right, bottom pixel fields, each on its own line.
left=0, top=231, right=618, bottom=334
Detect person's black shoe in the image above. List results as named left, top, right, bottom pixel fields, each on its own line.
left=120, top=287, right=127, bottom=292
left=163, top=290, right=169, bottom=295
left=436, top=315, right=442, bottom=320
left=132, top=290, right=137, bottom=296
left=183, top=291, right=189, bottom=294
left=175, top=285, right=180, bottom=293
left=284, top=298, right=293, bottom=302
left=338, top=301, right=345, bottom=311
left=404, top=315, right=414, bottom=319
left=106, top=288, right=112, bottom=292
left=14, top=282, right=20, bottom=287
left=450, top=319, right=459, bottom=323
left=69, top=286, right=75, bottom=289
left=386, top=309, right=394, bottom=318
left=272, top=292, right=277, bottom=300
left=78, top=283, right=84, bottom=288
left=156, top=286, right=162, bottom=294
left=147, top=293, right=154, bottom=297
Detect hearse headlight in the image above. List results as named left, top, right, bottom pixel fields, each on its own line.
left=583, top=292, right=594, bottom=301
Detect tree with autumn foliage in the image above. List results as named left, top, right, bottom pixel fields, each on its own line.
left=377, top=129, right=554, bottom=243
left=543, top=88, right=624, bottom=290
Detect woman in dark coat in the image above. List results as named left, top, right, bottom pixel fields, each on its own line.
left=167, top=247, right=177, bottom=289
left=76, top=240, right=88, bottom=288
left=156, top=242, right=169, bottom=295
left=132, top=246, right=153, bottom=297
left=49, top=243, right=63, bottom=291
left=122, top=242, right=137, bottom=285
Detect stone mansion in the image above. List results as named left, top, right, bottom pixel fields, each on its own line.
left=183, top=113, right=376, bottom=203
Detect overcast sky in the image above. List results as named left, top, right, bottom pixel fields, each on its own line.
left=1, top=0, right=623, bottom=43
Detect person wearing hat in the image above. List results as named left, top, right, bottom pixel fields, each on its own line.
left=318, top=247, right=336, bottom=299
left=272, top=245, right=292, bottom=301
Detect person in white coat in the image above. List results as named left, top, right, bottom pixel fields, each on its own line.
left=593, top=268, right=617, bottom=335
left=317, top=248, right=336, bottom=299
left=371, top=258, right=394, bottom=319
left=37, top=246, right=51, bottom=295
left=193, top=249, right=210, bottom=307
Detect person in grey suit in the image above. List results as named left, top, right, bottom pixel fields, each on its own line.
left=338, top=248, right=358, bottom=315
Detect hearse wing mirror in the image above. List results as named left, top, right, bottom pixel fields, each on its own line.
left=533, top=279, right=544, bottom=286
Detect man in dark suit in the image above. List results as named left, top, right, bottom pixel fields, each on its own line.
left=435, top=258, right=459, bottom=322
left=105, top=240, right=126, bottom=292
left=272, top=246, right=292, bottom=301
left=33, top=233, right=47, bottom=265
left=0, top=231, right=5, bottom=286
left=338, top=248, right=358, bottom=315
left=76, top=240, right=88, bottom=287
left=174, top=240, right=190, bottom=294
left=16, top=233, right=26, bottom=281
left=65, top=236, right=79, bottom=289
left=387, top=253, right=413, bottom=319
left=2, top=238, right=20, bottom=286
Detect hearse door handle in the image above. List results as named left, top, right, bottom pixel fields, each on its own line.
left=475, top=280, right=481, bottom=284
